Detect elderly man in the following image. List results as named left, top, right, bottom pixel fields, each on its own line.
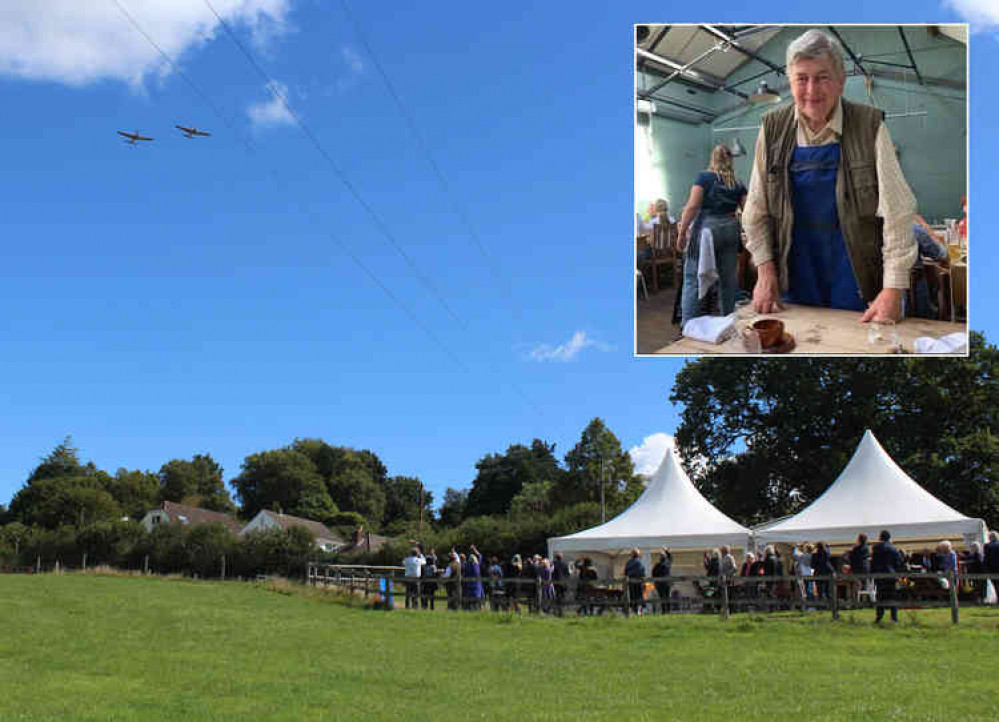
left=742, top=29, right=917, bottom=322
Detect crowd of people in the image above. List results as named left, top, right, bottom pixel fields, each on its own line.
left=396, top=530, right=999, bottom=618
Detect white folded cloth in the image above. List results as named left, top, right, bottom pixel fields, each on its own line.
left=913, top=332, right=967, bottom=354
left=682, top=313, right=735, bottom=344
left=696, top=226, right=717, bottom=300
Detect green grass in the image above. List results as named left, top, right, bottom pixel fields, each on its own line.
left=3, top=573, right=998, bottom=721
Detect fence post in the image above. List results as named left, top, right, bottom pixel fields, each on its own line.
left=55, top=560, right=60, bottom=575
left=82, top=553, right=87, bottom=571
left=623, top=577, right=631, bottom=617
left=143, top=555, right=149, bottom=575
left=719, top=572, right=730, bottom=619
left=36, top=556, right=41, bottom=574
left=535, top=576, right=542, bottom=615
left=457, top=570, right=464, bottom=611
left=949, top=569, right=960, bottom=624
left=221, top=554, right=226, bottom=581
left=831, top=573, right=839, bottom=620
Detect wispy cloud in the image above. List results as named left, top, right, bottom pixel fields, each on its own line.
left=247, top=80, right=296, bottom=130
left=628, top=433, right=674, bottom=477
left=527, top=331, right=613, bottom=362
left=332, top=44, right=365, bottom=93
left=342, top=45, right=364, bottom=75
left=0, top=1, right=292, bottom=88
left=943, top=1, right=998, bottom=28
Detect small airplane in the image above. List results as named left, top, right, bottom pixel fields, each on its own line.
left=175, top=125, right=211, bottom=138
left=117, top=130, right=154, bottom=145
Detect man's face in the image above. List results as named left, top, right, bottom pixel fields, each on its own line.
left=789, top=55, right=845, bottom=128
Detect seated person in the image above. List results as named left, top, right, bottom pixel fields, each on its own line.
left=909, top=215, right=949, bottom=319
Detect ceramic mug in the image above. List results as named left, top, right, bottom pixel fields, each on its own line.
left=751, top=318, right=784, bottom=349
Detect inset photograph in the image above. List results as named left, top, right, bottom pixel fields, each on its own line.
left=635, top=24, right=968, bottom=356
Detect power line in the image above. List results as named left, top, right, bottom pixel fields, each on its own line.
left=110, top=0, right=468, bottom=374
left=201, top=0, right=465, bottom=330
left=337, top=0, right=523, bottom=323
left=111, top=0, right=544, bottom=416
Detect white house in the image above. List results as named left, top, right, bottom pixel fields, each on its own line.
left=241, top=510, right=344, bottom=552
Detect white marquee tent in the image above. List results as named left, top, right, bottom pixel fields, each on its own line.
left=547, top=442, right=752, bottom=572
left=755, top=430, right=987, bottom=547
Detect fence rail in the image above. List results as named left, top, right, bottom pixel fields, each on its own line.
left=307, top=563, right=999, bottom=623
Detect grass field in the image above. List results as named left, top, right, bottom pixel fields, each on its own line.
left=3, top=573, right=998, bottom=721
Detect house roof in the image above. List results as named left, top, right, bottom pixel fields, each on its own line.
left=755, top=430, right=986, bottom=544
left=260, top=510, right=342, bottom=543
left=159, top=501, right=242, bottom=534
left=548, top=441, right=752, bottom=553
left=339, top=530, right=393, bottom=556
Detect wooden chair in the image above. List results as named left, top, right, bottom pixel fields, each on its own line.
left=647, top=215, right=677, bottom=293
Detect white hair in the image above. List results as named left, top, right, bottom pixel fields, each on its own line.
left=786, top=29, right=846, bottom=79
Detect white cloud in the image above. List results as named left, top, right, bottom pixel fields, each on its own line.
left=342, top=45, right=364, bottom=75
left=944, top=1, right=999, bottom=28
left=628, top=433, right=674, bottom=478
left=0, top=0, right=291, bottom=87
left=247, top=80, right=296, bottom=129
left=528, top=331, right=613, bottom=362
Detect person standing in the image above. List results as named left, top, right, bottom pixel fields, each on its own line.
left=871, top=529, right=903, bottom=623
left=676, top=144, right=748, bottom=327
left=552, top=553, right=570, bottom=614
left=402, top=547, right=425, bottom=610
left=811, top=542, right=834, bottom=601
left=652, top=548, right=673, bottom=614
left=984, top=531, right=999, bottom=602
left=420, top=551, right=438, bottom=610
left=463, top=546, right=484, bottom=611
left=849, top=533, right=872, bottom=603
left=624, top=548, right=646, bottom=616
left=742, top=29, right=917, bottom=322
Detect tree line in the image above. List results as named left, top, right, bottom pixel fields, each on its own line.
left=1, top=331, right=994, bottom=575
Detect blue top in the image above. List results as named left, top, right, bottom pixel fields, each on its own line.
left=694, top=171, right=746, bottom=216
left=913, top=224, right=947, bottom=269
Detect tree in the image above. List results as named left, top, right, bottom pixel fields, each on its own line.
left=158, top=454, right=235, bottom=512
left=8, top=439, right=118, bottom=528
left=438, top=487, right=468, bottom=528
left=107, top=468, right=160, bottom=520
left=555, top=418, right=643, bottom=515
left=26, top=437, right=95, bottom=483
left=669, top=331, right=999, bottom=527
left=465, top=440, right=563, bottom=518
left=382, top=475, right=432, bottom=529
left=231, top=449, right=337, bottom=521
left=9, top=474, right=120, bottom=529
left=509, top=480, right=554, bottom=518
left=291, top=439, right=387, bottom=525
left=185, top=522, right=237, bottom=577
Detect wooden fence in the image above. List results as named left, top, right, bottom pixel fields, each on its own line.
left=307, top=563, right=998, bottom=624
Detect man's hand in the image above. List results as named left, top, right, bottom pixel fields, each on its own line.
left=860, top=288, right=904, bottom=323
left=752, top=261, right=784, bottom=314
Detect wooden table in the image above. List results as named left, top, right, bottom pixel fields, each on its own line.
left=654, top=303, right=967, bottom=356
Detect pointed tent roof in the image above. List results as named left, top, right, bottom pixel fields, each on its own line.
left=756, top=430, right=986, bottom=544
left=548, top=442, right=751, bottom=554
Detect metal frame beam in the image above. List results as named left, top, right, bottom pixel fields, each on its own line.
left=826, top=26, right=870, bottom=80
left=897, top=26, right=925, bottom=86
left=636, top=47, right=748, bottom=100
left=701, top=25, right=785, bottom=76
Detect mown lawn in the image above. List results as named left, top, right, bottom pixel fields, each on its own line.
left=2, top=573, right=997, bottom=721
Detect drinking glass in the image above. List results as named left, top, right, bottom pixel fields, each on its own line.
left=867, top=320, right=899, bottom=348
left=741, top=328, right=763, bottom=354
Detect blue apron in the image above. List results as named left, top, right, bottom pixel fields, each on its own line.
left=786, top=145, right=865, bottom=311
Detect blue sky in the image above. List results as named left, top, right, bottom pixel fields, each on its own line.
left=1, top=0, right=995, bottom=511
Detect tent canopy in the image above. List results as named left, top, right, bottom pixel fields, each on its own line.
left=755, top=430, right=986, bottom=545
left=548, top=442, right=751, bottom=557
